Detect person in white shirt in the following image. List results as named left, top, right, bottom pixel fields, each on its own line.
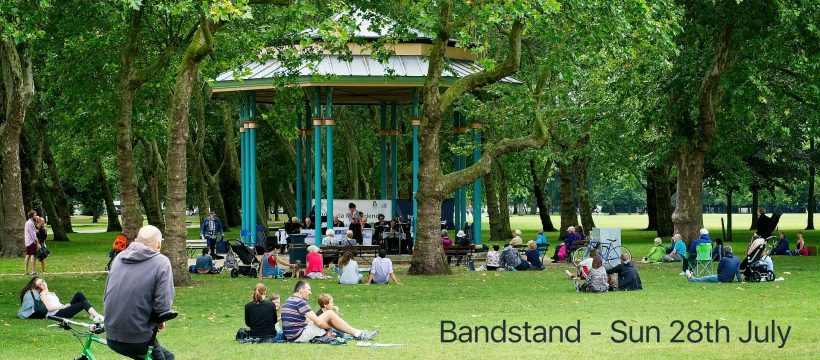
left=321, top=230, right=336, bottom=246
left=485, top=245, right=502, bottom=270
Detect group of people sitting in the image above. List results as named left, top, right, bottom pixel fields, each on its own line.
left=768, top=231, right=809, bottom=256
left=258, top=243, right=401, bottom=285
left=242, top=280, right=379, bottom=343
left=483, top=241, right=545, bottom=271
left=563, top=248, right=644, bottom=293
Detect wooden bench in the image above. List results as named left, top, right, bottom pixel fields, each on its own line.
left=186, top=239, right=208, bottom=258
left=443, top=245, right=474, bottom=265
left=321, top=245, right=381, bottom=265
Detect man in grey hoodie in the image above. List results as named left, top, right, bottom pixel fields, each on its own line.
left=104, top=225, right=175, bottom=359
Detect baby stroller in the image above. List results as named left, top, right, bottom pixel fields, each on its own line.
left=225, top=240, right=260, bottom=278
left=741, top=240, right=774, bottom=282
left=105, top=234, right=129, bottom=271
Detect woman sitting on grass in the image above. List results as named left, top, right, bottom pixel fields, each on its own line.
left=524, top=241, right=544, bottom=270
left=244, top=283, right=284, bottom=343
left=581, top=256, right=608, bottom=293
left=564, top=248, right=598, bottom=281
left=485, top=245, right=502, bottom=270
left=337, top=252, right=362, bottom=285
left=18, top=276, right=104, bottom=322
left=305, top=245, right=326, bottom=279
left=640, top=238, right=666, bottom=263
left=260, top=245, right=293, bottom=279
left=792, top=231, right=808, bottom=256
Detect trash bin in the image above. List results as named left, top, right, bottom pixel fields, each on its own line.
left=288, top=234, right=307, bottom=264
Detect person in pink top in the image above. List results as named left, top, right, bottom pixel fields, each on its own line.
left=24, top=210, right=40, bottom=275
left=305, top=245, right=326, bottom=279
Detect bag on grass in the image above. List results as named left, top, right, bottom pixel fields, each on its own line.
left=309, top=335, right=347, bottom=345
left=112, top=234, right=128, bottom=252
left=30, top=290, right=48, bottom=317
left=235, top=328, right=250, bottom=341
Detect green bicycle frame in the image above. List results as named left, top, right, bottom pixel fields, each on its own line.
left=80, top=331, right=106, bottom=360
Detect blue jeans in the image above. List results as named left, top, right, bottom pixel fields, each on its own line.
left=689, top=275, right=718, bottom=283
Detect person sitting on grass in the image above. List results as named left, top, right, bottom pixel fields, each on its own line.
left=21, top=276, right=105, bottom=322
left=501, top=243, right=530, bottom=271
left=336, top=252, right=362, bottom=285
left=510, top=229, right=524, bottom=246
left=793, top=231, right=808, bottom=256
left=485, top=245, right=502, bottom=271
left=305, top=245, right=326, bottom=279
left=365, top=250, right=402, bottom=285
left=771, top=232, right=790, bottom=255
left=281, top=280, right=378, bottom=342
left=191, top=247, right=221, bottom=274
left=606, top=253, right=643, bottom=291
left=686, top=245, right=743, bottom=283
left=641, top=238, right=666, bottom=263
left=564, top=248, right=598, bottom=281
left=524, top=240, right=544, bottom=270
left=244, top=283, right=284, bottom=343
left=260, top=245, right=293, bottom=279
left=581, top=256, right=608, bottom=293
left=663, top=234, right=686, bottom=264
left=315, top=294, right=354, bottom=340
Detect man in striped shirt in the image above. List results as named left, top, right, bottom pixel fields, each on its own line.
left=281, top=280, right=379, bottom=342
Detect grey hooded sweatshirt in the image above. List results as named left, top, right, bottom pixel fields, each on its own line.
left=104, top=241, right=175, bottom=343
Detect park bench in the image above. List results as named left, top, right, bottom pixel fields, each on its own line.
left=321, top=245, right=381, bottom=265
left=186, top=239, right=208, bottom=258
left=443, top=245, right=474, bottom=265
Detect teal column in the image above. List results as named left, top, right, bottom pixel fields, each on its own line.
left=249, top=120, right=258, bottom=245
left=379, top=102, right=388, bottom=200
left=295, top=112, right=303, bottom=220
left=313, top=88, right=323, bottom=243
left=239, top=91, right=256, bottom=246
left=411, top=89, right=420, bottom=241
left=390, top=102, right=398, bottom=218
left=304, top=102, right=312, bottom=219
left=324, top=87, right=334, bottom=246
left=472, top=120, right=483, bottom=244
left=240, top=125, right=247, bottom=244
left=453, top=112, right=462, bottom=230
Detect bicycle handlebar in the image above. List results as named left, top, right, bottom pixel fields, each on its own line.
left=47, top=315, right=105, bottom=334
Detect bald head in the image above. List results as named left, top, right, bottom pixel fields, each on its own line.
left=135, top=225, right=163, bottom=250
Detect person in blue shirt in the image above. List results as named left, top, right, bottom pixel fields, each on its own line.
left=535, top=230, right=548, bottom=255
left=770, top=232, right=790, bottom=255
left=200, top=211, right=224, bottom=259
left=689, top=228, right=712, bottom=254
left=685, top=245, right=743, bottom=283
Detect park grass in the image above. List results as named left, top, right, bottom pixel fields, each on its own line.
left=1, top=214, right=818, bottom=359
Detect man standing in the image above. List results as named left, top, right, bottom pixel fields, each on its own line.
left=281, top=280, right=379, bottom=342
left=104, top=225, right=175, bottom=359
left=24, top=210, right=40, bottom=275
left=200, top=211, right=224, bottom=259
left=347, top=203, right=363, bottom=244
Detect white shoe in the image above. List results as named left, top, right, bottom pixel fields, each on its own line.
left=90, top=314, right=104, bottom=323
left=684, top=270, right=693, bottom=279
left=678, top=272, right=686, bottom=276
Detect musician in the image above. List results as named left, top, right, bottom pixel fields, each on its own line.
left=373, top=214, right=389, bottom=247
left=302, top=217, right=313, bottom=230
left=331, top=213, right=344, bottom=227
left=285, top=217, right=302, bottom=234
left=347, top=203, right=363, bottom=244
left=388, top=219, right=401, bottom=233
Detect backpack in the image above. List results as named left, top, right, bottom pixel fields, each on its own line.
left=30, top=290, right=48, bottom=317
left=112, top=234, right=128, bottom=252
left=557, top=244, right=567, bottom=261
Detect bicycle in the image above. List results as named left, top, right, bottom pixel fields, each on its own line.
left=47, top=311, right=178, bottom=360
left=571, top=237, right=631, bottom=268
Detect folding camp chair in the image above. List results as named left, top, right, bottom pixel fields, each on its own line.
left=690, top=242, right=714, bottom=277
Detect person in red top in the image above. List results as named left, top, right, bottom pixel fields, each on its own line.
left=305, top=245, right=326, bottom=279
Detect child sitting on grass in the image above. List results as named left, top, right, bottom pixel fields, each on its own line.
left=315, top=294, right=353, bottom=339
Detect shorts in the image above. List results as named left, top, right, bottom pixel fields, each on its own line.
left=293, top=322, right=327, bottom=343
left=25, top=243, right=37, bottom=256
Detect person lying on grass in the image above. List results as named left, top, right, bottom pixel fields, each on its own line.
left=18, top=276, right=105, bottom=322
left=685, top=245, right=743, bottom=284
left=281, top=280, right=378, bottom=342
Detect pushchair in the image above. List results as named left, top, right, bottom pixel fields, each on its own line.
left=105, top=234, right=128, bottom=271
left=741, top=239, right=774, bottom=282
left=225, top=240, right=260, bottom=278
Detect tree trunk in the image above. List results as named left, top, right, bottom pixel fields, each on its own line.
left=496, top=163, right=513, bottom=238
left=749, top=185, right=759, bottom=231
left=807, top=137, right=815, bottom=230
left=189, top=84, right=210, bottom=220
left=96, top=155, right=122, bottom=232
left=29, top=120, right=69, bottom=241
left=672, top=22, right=735, bottom=245
left=645, top=169, right=658, bottom=231
left=220, top=104, right=242, bottom=228
left=530, top=159, right=557, bottom=232
left=139, top=139, right=165, bottom=232
left=557, top=162, right=578, bottom=241
left=655, top=164, right=674, bottom=237
left=43, top=144, right=73, bottom=232
left=200, top=155, right=228, bottom=231
left=0, top=40, right=34, bottom=257
left=256, top=169, right=267, bottom=227
left=575, top=156, right=595, bottom=232
left=484, top=163, right=505, bottom=241
left=725, top=189, right=733, bottom=242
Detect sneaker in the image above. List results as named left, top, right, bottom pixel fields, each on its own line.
left=90, top=314, right=105, bottom=323
left=354, top=329, right=379, bottom=340
left=684, top=270, right=693, bottom=279
left=678, top=272, right=686, bottom=276
left=565, top=269, right=574, bottom=279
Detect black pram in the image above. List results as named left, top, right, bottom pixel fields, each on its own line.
left=225, top=240, right=260, bottom=278
left=740, top=240, right=774, bottom=282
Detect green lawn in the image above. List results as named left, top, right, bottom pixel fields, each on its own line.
left=1, top=214, right=817, bottom=359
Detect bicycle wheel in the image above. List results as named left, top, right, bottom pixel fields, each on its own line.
left=571, top=247, right=587, bottom=266
left=605, top=246, right=631, bottom=268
